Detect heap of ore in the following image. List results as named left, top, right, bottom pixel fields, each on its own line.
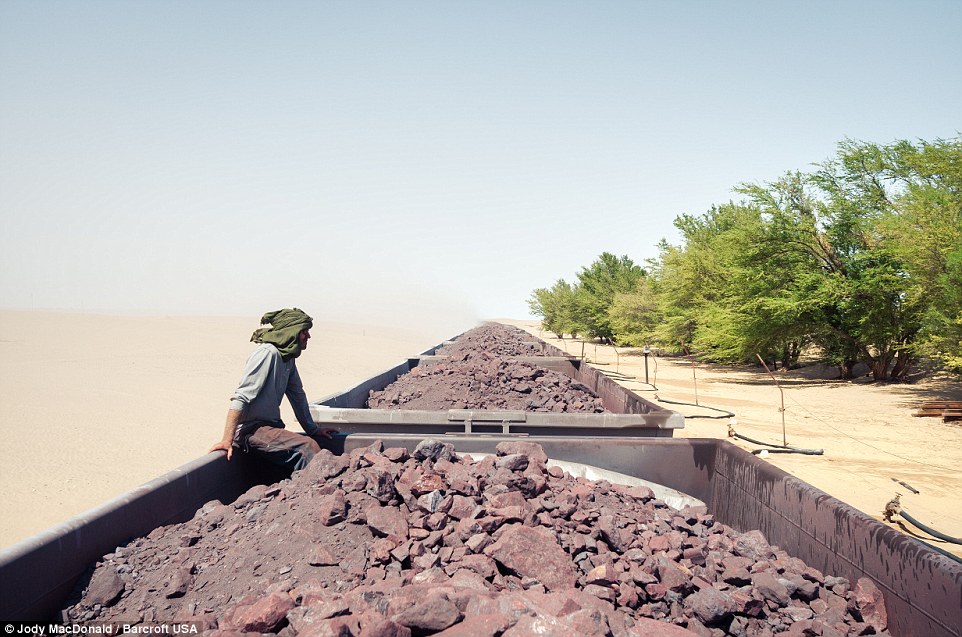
left=65, top=440, right=889, bottom=637
left=367, top=324, right=605, bottom=413
left=436, top=324, right=549, bottom=360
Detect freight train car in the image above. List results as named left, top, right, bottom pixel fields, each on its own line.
left=1, top=327, right=959, bottom=637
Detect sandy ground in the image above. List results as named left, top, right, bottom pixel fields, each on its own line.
left=0, top=310, right=456, bottom=550
left=2, top=312, right=960, bottom=563
left=502, top=319, right=962, bottom=560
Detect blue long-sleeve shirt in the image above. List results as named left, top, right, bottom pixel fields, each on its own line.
left=229, top=343, right=319, bottom=436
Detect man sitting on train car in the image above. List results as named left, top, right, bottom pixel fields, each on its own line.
left=209, top=308, right=337, bottom=471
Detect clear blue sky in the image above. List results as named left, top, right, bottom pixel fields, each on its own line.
left=2, top=1, right=960, bottom=325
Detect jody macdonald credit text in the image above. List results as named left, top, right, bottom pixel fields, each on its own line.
left=3, top=624, right=203, bottom=635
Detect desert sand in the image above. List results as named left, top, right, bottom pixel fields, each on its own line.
left=0, top=310, right=456, bottom=549
left=2, top=311, right=960, bottom=563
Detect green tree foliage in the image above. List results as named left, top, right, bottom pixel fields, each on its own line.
left=573, top=252, right=646, bottom=342
left=733, top=173, right=852, bottom=371
left=527, top=279, right=578, bottom=338
left=649, top=205, right=753, bottom=360
left=650, top=137, right=961, bottom=378
left=872, top=138, right=962, bottom=372
left=806, top=138, right=961, bottom=378
left=527, top=135, right=962, bottom=379
left=608, top=276, right=659, bottom=346
left=929, top=248, right=962, bottom=372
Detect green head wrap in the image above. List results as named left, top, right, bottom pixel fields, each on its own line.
left=250, top=308, right=313, bottom=361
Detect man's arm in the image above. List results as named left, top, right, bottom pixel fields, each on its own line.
left=211, top=345, right=273, bottom=459
left=209, top=408, right=243, bottom=460
left=230, top=346, right=273, bottom=413
left=287, top=364, right=338, bottom=439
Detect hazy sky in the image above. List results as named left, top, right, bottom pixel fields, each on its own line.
left=1, top=1, right=960, bottom=325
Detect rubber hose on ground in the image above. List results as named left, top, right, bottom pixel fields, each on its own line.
left=751, top=448, right=824, bottom=456
left=732, top=431, right=787, bottom=448
left=900, top=509, right=962, bottom=545
left=656, top=397, right=734, bottom=419
left=731, top=430, right=824, bottom=455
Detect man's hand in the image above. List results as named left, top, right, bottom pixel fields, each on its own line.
left=213, top=408, right=243, bottom=461
left=312, top=427, right=339, bottom=439
left=209, top=439, right=234, bottom=460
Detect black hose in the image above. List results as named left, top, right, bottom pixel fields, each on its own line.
left=730, top=430, right=824, bottom=455
left=891, top=477, right=920, bottom=494
left=732, top=431, right=788, bottom=448
left=655, top=396, right=735, bottom=419
left=600, top=371, right=657, bottom=393
left=750, top=447, right=824, bottom=456
left=900, top=509, right=962, bottom=545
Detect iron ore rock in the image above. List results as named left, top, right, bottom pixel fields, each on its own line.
left=64, top=439, right=889, bottom=636
left=366, top=323, right=605, bottom=413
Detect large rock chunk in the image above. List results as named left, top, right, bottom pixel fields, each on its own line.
left=628, top=617, right=702, bottom=636
left=496, top=441, right=549, bottom=468
left=317, top=489, right=348, bottom=526
left=220, top=593, right=294, bottom=632
left=484, top=525, right=578, bottom=591
left=752, top=571, right=790, bottom=606
left=391, top=591, right=463, bottom=632
left=413, top=439, right=457, bottom=463
left=851, top=577, right=888, bottom=633
left=304, top=449, right=349, bottom=481
left=365, top=467, right=398, bottom=503
left=367, top=505, right=410, bottom=540
left=433, top=613, right=511, bottom=637
left=686, top=587, right=735, bottom=625
left=85, top=567, right=124, bottom=607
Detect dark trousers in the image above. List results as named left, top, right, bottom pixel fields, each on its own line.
left=241, top=424, right=321, bottom=472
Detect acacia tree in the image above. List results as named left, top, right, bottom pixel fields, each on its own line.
left=805, top=141, right=930, bottom=380
left=732, top=137, right=961, bottom=379
left=651, top=213, right=728, bottom=354
left=733, top=173, right=854, bottom=372
left=527, top=279, right=579, bottom=338
left=875, top=138, right=962, bottom=372
left=608, top=277, right=660, bottom=347
left=573, top=252, right=646, bottom=342
left=648, top=140, right=957, bottom=379
left=648, top=203, right=791, bottom=363
left=648, top=241, right=699, bottom=351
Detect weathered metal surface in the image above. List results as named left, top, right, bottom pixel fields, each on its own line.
left=311, top=406, right=682, bottom=436
left=710, top=446, right=962, bottom=637
left=0, top=452, right=269, bottom=622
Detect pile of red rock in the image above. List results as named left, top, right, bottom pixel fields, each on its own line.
left=366, top=324, right=605, bottom=413
left=436, top=323, right=550, bottom=360
left=64, top=440, right=889, bottom=637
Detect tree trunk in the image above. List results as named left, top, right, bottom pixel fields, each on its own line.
left=839, top=360, right=858, bottom=379
left=870, top=350, right=894, bottom=381
left=781, top=341, right=801, bottom=370
left=890, top=349, right=912, bottom=381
